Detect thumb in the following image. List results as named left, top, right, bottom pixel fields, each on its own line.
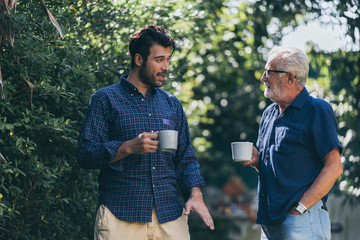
left=184, top=204, right=191, bottom=215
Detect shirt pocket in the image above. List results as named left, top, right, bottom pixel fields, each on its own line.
left=275, top=126, right=300, bottom=151
left=154, top=116, right=177, bottom=131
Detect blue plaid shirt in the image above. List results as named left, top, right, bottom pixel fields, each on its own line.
left=77, top=75, right=205, bottom=223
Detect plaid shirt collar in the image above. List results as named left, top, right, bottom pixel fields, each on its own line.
left=120, top=75, right=157, bottom=96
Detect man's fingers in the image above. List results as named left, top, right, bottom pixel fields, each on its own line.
left=148, top=138, right=159, bottom=146
left=184, top=204, right=191, bottom=215
left=133, top=132, right=160, bottom=154
left=145, top=138, right=159, bottom=152
left=241, top=161, right=252, bottom=166
left=141, top=132, right=159, bottom=140
left=139, top=133, right=159, bottom=150
left=197, top=210, right=215, bottom=230
left=205, top=214, right=215, bottom=230
left=184, top=203, right=215, bottom=230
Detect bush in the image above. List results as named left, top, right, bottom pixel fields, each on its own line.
left=0, top=1, right=98, bottom=239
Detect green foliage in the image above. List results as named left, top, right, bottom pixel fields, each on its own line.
left=0, top=0, right=359, bottom=239
left=0, top=0, right=98, bottom=239
left=315, top=49, right=360, bottom=201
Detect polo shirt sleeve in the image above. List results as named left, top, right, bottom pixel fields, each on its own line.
left=77, top=91, right=123, bottom=170
left=311, top=99, right=343, bottom=161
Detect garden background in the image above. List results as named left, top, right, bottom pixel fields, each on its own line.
left=0, top=0, right=359, bottom=239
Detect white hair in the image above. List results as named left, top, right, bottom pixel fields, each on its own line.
left=268, top=47, right=309, bottom=87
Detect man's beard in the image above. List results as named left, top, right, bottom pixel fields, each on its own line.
left=139, top=63, right=167, bottom=88
left=264, top=79, right=287, bottom=103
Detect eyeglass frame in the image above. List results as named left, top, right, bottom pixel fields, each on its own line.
left=264, top=69, right=289, bottom=80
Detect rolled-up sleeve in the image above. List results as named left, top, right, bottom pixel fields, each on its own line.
left=174, top=101, right=205, bottom=190
left=77, top=91, right=123, bottom=170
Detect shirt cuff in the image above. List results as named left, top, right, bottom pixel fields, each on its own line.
left=181, top=173, right=206, bottom=189
left=103, top=140, right=124, bottom=171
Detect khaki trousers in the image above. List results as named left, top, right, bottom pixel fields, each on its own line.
left=94, top=205, right=190, bottom=240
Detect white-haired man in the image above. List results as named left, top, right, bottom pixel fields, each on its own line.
left=243, top=47, right=343, bottom=239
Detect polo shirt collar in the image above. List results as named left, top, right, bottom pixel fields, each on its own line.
left=289, top=87, right=309, bottom=110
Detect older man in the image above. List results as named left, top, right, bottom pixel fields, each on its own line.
left=243, top=47, right=343, bottom=240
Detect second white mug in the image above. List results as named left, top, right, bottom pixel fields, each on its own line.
left=231, top=142, right=253, bottom=162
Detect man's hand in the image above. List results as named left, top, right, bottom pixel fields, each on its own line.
left=127, top=132, right=159, bottom=154
left=184, top=187, right=215, bottom=230
left=288, top=207, right=301, bottom=215
left=241, top=146, right=260, bottom=172
left=109, top=132, right=159, bottom=164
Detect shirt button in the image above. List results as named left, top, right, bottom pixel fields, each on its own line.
left=130, top=94, right=133, bottom=96
left=153, top=184, right=156, bottom=188
left=149, top=113, right=151, bottom=116
left=141, top=99, right=144, bottom=101
left=152, top=167, right=155, bottom=170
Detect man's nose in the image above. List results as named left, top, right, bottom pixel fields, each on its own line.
left=162, top=60, right=169, bottom=71
left=261, top=72, right=267, bottom=82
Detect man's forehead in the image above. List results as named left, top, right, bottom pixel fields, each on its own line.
left=265, top=58, right=279, bottom=69
left=149, top=44, right=171, bottom=57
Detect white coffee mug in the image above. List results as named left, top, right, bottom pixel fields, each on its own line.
left=231, top=142, right=253, bottom=162
left=159, top=130, right=178, bottom=151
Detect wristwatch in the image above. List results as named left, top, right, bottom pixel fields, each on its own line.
left=294, top=202, right=308, bottom=215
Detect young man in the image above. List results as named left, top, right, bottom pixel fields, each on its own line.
left=243, top=47, right=343, bottom=239
left=77, top=25, right=214, bottom=240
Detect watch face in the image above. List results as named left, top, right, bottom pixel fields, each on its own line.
left=295, top=204, right=307, bottom=214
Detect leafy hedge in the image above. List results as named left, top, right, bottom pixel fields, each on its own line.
left=0, top=1, right=98, bottom=239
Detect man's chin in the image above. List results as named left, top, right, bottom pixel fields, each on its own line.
left=150, top=81, right=163, bottom=88
left=264, top=92, right=276, bottom=102
left=155, top=79, right=165, bottom=86
left=264, top=90, right=271, bottom=98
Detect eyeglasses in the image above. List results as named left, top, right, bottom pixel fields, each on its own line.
left=264, top=69, right=289, bottom=80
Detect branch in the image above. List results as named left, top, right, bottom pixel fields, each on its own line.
left=0, top=65, right=4, bottom=99
left=39, top=0, right=64, bottom=38
left=0, top=152, right=7, bottom=163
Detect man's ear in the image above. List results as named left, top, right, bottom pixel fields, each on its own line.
left=134, top=53, right=143, bottom=67
left=287, top=72, right=295, bottom=84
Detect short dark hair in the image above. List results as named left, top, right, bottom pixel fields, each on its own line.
left=129, top=25, right=176, bottom=69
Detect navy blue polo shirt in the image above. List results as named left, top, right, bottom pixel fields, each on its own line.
left=256, top=88, right=342, bottom=225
